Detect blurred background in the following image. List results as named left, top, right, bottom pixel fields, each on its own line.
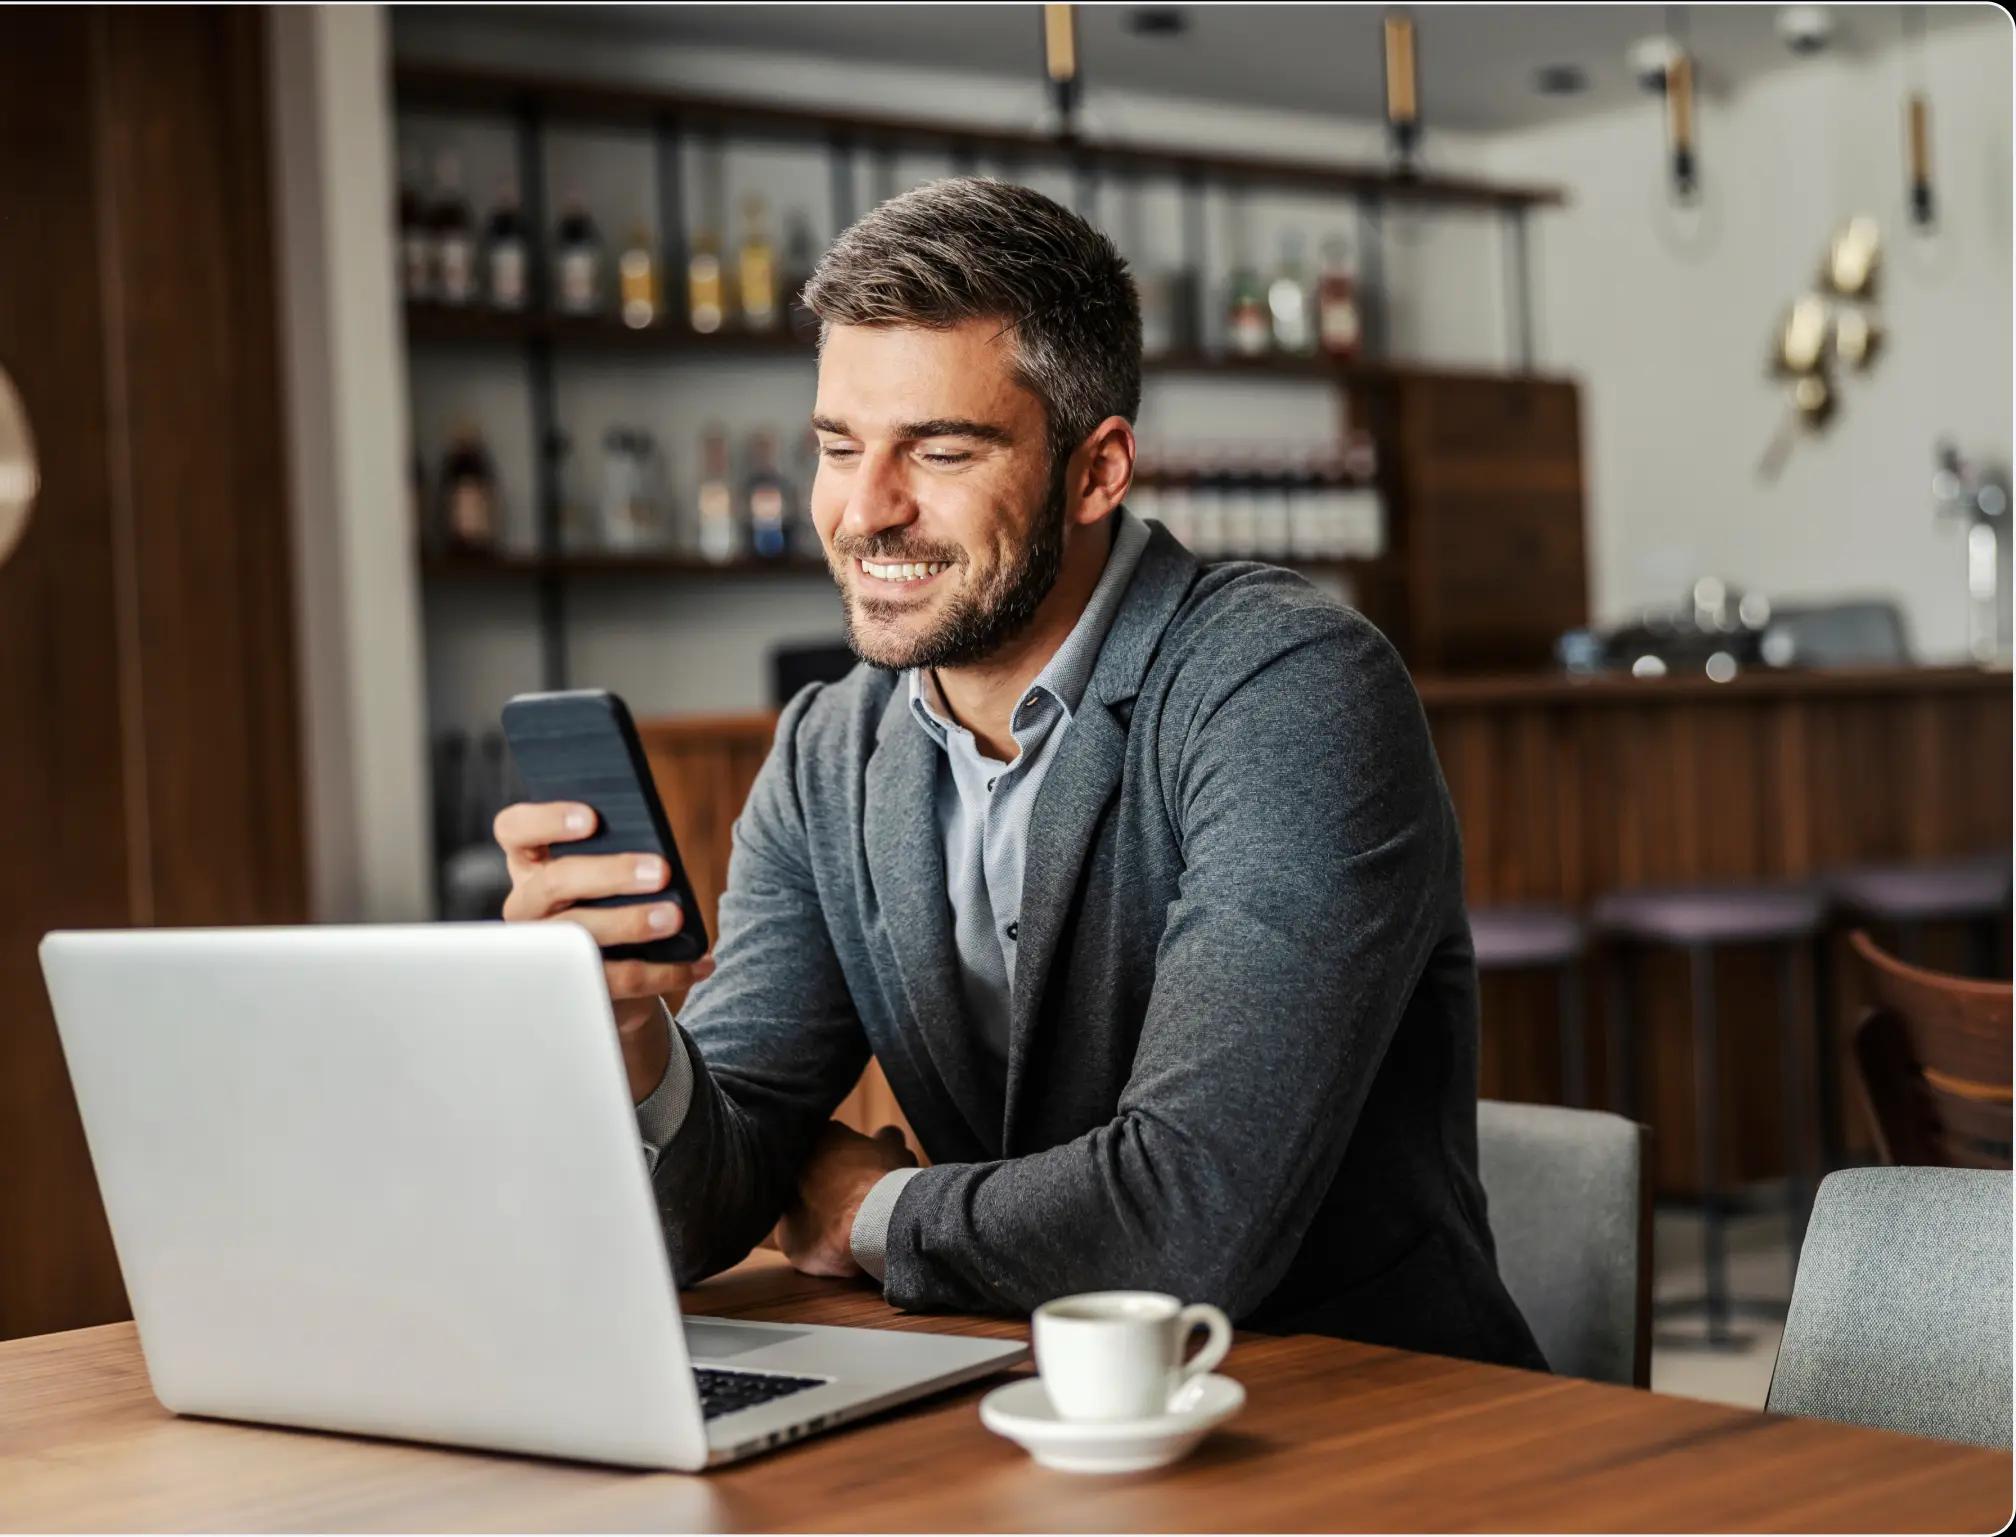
left=2, top=3, right=2009, bottom=1407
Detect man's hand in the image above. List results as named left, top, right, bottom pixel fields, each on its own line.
left=770, top=1122, right=917, bottom=1278
left=495, top=800, right=716, bottom=1104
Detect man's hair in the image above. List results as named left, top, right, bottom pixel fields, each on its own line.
left=802, top=177, right=1142, bottom=466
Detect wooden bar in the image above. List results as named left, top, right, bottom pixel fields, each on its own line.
left=2, top=1250, right=2003, bottom=1532
left=637, top=666, right=2010, bottom=1194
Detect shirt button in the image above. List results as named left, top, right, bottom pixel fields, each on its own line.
left=986, top=778, right=996, bottom=792
left=1005, top=921, right=1019, bottom=941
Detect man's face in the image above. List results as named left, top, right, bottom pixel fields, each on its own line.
left=810, top=319, right=1067, bottom=672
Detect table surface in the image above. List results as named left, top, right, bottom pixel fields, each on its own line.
left=2, top=1252, right=2007, bottom=1533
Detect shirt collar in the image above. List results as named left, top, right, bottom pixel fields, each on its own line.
left=908, top=505, right=1151, bottom=744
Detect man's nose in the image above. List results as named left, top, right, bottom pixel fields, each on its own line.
left=838, top=448, right=918, bottom=544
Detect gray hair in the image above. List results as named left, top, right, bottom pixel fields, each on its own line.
left=802, top=177, right=1142, bottom=467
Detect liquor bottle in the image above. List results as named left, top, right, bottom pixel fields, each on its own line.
left=1252, top=444, right=1293, bottom=557
left=1157, top=449, right=1196, bottom=549
left=618, top=225, right=657, bottom=330
left=546, top=430, right=594, bottom=552
left=430, top=152, right=476, bottom=307
left=687, top=218, right=725, bottom=335
left=782, top=212, right=819, bottom=338
left=1287, top=448, right=1324, bottom=561
left=695, top=425, right=738, bottom=563
left=1267, top=234, right=1315, bottom=356
left=1189, top=447, right=1227, bottom=557
left=482, top=183, right=529, bottom=312
left=1316, top=234, right=1363, bottom=360
left=398, top=150, right=432, bottom=302
left=1222, top=446, right=1259, bottom=556
left=1226, top=268, right=1270, bottom=357
left=437, top=424, right=498, bottom=553
left=737, top=194, right=779, bottom=333
left=744, top=428, right=792, bottom=560
left=553, top=194, right=604, bottom=317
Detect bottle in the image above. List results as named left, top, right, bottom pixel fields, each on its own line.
left=397, top=150, right=432, bottom=302
left=1222, top=446, right=1259, bottom=556
left=696, top=425, right=738, bottom=562
left=1253, top=444, right=1293, bottom=557
left=744, top=428, right=792, bottom=559
left=553, top=194, right=604, bottom=317
left=618, top=225, right=657, bottom=330
left=1226, top=268, right=1270, bottom=358
left=1158, top=448, right=1196, bottom=549
left=1317, top=234, right=1364, bottom=361
left=1189, top=448, right=1227, bottom=557
left=781, top=212, right=819, bottom=338
left=430, top=152, right=476, bottom=307
left=437, top=424, right=498, bottom=553
left=687, top=219, right=725, bottom=335
left=547, top=430, right=594, bottom=552
left=1267, top=234, right=1315, bottom=356
left=482, top=183, right=528, bottom=312
left=737, top=194, right=779, bottom=333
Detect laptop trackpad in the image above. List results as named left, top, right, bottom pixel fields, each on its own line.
left=685, top=1320, right=811, bottom=1360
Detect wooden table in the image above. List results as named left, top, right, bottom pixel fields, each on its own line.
left=1, top=1253, right=2005, bottom=1533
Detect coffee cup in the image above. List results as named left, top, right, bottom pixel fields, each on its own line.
left=1031, top=1291, right=1232, bottom=1422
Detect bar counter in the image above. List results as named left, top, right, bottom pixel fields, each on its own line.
left=640, top=665, right=2011, bottom=1191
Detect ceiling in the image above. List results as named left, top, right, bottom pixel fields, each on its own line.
left=448, top=4, right=1975, bottom=131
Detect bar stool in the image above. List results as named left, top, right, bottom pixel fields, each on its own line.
left=1470, top=904, right=1589, bottom=1107
left=1819, top=851, right=2011, bottom=1168
left=1594, top=881, right=1827, bottom=1347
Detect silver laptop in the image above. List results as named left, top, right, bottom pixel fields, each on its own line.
left=38, top=923, right=1025, bottom=1470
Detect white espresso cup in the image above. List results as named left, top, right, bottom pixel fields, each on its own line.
left=1031, top=1291, right=1233, bottom=1422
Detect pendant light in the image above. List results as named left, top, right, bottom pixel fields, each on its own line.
left=1665, top=7, right=1699, bottom=202
left=1903, top=6, right=1936, bottom=229
left=1042, top=4, right=1082, bottom=142
left=1383, top=9, right=1421, bottom=171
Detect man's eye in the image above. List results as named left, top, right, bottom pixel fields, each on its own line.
left=920, top=452, right=971, bottom=466
left=820, top=446, right=859, bottom=463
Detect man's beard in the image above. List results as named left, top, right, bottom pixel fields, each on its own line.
left=834, top=460, right=1068, bottom=673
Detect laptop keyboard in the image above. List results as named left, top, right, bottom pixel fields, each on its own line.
left=693, top=1366, right=826, bottom=1421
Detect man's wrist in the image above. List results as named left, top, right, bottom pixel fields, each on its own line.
left=619, top=997, right=673, bottom=1104
left=848, top=1166, right=924, bottom=1282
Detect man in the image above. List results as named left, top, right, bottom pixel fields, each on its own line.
left=498, top=178, right=1545, bottom=1371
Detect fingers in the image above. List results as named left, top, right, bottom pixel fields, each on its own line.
left=504, top=852, right=669, bottom=923
left=494, top=802, right=596, bottom=867
left=563, top=897, right=685, bottom=950
left=603, top=953, right=716, bottom=1002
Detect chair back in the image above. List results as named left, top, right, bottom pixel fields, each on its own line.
left=1768, top=1167, right=2012, bottom=1448
left=1850, top=930, right=2012, bottom=1168
left=1476, top=1100, right=1650, bottom=1387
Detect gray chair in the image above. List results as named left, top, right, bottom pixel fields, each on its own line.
left=1767, top=1167, right=2012, bottom=1449
left=1477, top=1099, right=1652, bottom=1387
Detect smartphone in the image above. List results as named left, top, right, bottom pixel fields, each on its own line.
left=500, top=689, right=709, bottom=964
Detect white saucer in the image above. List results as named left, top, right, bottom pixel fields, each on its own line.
left=978, top=1373, right=1246, bottom=1474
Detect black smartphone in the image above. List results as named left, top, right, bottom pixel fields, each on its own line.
left=500, top=689, right=709, bottom=964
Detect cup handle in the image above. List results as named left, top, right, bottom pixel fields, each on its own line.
left=1174, top=1303, right=1232, bottom=1399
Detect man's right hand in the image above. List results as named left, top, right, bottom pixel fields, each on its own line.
left=495, top=801, right=716, bottom=1105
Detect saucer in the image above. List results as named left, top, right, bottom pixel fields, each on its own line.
left=978, top=1373, right=1246, bottom=1474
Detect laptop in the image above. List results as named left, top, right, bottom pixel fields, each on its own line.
left=38, top=923, right=1026, bottom=1470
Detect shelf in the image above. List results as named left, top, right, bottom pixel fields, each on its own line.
left=423, top=550, right=832, bottom=579
left=402, top=304, right=1523, bottom=387
left=394, top=61, right=1567, bottom=213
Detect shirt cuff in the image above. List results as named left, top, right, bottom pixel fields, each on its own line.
left=849, top=1165, right=925, bottom=1283
left=635, top=1000, right=695, bottom=1175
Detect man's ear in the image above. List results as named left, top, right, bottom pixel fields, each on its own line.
left=1068, top=416, right=1136, bottom=526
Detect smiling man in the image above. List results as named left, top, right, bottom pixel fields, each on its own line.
left=497, top=178, right=1544, bottom=1370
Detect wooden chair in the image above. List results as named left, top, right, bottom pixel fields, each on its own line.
left=1849, top=930, right=2012, bottom=1169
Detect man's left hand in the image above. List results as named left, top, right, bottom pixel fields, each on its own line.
left=771, top=1121, right=917, bottom=1278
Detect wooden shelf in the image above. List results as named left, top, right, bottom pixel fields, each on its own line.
left=394, top=61, right=1567, bottom=214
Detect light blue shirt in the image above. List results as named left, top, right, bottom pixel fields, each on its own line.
left=639, top=508, right=1152, bottom=1283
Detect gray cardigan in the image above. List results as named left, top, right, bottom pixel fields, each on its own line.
left=653, top=522, right=1546, bottom=1371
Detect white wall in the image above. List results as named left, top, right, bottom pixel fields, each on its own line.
left=1487, top=9, right=2013, bottom=657
left=270, top=6, right=434, bottom=920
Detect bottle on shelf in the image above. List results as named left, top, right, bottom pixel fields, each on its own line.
left=1267, top=235, right=1315, bottom=356
left=1189, top=446, right=1228, bottom=557
left=781, top=211, right=820, bottom=338
left=1222, top=446, right=1260, bottom=556
left=688, top=216, right=725, bottom=335
left=744, top=428, right=793, bottom=560
left=1317, top=233, right=1364, bottom=361
left=437, top=423, right=499, bottom=554
left=482, top=182, right=529, bottom=312
left=1125, top=439, right=1163, bottom=527
left=599, top=427, right=666, bottom=551
left=695, top=424, right=738, bottom=562
left=553, top=194, right=604, bottom=317
left=398, top=149, right=432, bottom=303
left=546, top=429, right=596, bottom=553
left=1157, top=449, right=1196, bottom=549
left=1252, top=443, right=1294, bottom=557
left=430, top=151, right=477, bottom=307
left=737, top=194, right=779, bottom=333
left=1287, top=448, right=1325, bottom=562
left=618, top=224, right=658, bottom=330
left=1225, top=268, right=1270, bottom=358
left=1137, top=272, right=1180, bottom=358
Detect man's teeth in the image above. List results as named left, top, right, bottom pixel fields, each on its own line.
left=861, top=559, right=951, bottom=582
